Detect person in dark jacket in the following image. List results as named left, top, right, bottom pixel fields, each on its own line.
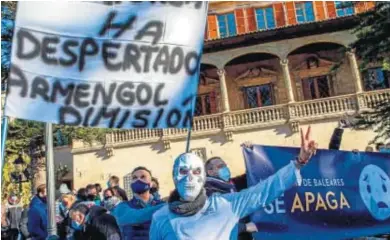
left=204, top=156, right=256, bottom=240
left=19, top=206, right=31, bottom=240
left=111, top=167, right=164, bottom=240
left=28, top=184, right=48, bottom=240
left=57, top=193, right=79, bottom=240
left=69, top=203, right=121, bottom=240
left=204, top=157, right=237, bottom=196
left=107, top=176, right=129, bottom=201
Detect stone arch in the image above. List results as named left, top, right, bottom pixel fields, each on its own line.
left=201, top=57, right=220, bottom=69
left=286, top=42, right=352, bottom=102
left=200, top=63, right=218, bottom=71
left=223, top=52, right=281, bottom=68
left=224, top=52, right=281, bottom=68
left=286, top=41, right=348, bottom=59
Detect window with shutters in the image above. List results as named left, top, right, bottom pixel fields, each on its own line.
left=217, top=13, right=237, bottom=38
left=295, top=2, right=315, bottom=23
left=335, top=1, right=354, bottom=17
left=255, top=7, right=276, bottom=30
left=195, top=93, right=217, bottom=116
left=302, top=75, right=333, bottom=100
left=243, top=84, right=274, bottom=109
left=363, top=68, right=390, bottom=91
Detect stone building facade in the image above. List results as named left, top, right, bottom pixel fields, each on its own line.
left=54, top=1, right=390, bottom=198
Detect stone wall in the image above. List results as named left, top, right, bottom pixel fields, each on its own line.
left=70, top=119, right=376, bottom=198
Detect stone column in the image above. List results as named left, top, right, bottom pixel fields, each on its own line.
left=280, top=59, right=295, bottom=103
left=217, top=69, right=230, bottom=112
left=347, top=51, right=363, bottom=93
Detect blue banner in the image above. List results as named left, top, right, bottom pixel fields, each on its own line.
left=243, top=145, right=390, bottom=240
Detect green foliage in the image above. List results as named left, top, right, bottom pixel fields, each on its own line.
left=353, top=101, right=390, bottom=144
left=3, top=119, right=112, bottom=203
left=351, top=2, right=390, bottom=70
left=5, top=119, right=111, bottom=155
left=350, top=2, right=390, bottom=143
left=2, top=153, right=32, bottom=206
left=1, top=1, right=17, bottom=12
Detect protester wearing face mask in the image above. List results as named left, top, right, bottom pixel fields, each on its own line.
left=28, top=184, right=48, bottom=240
left=376, top=142, right=385, bottom=152
left=382, top=142, right=390, bottom=153
left=107, top=176, right=129, bottom=201
left=204, top=157, right=256, bottom=239
left=150, top=127, right=317, bottom=240
left=5, top=194, right=23, bottom=240
left=70, top=203, right=121, bottom=240
left=103, top=188, right=122, bottom=212
left=57, top=193, right=78, bottom=240
left=111, top=167, right=165, bottom=240
left=204, top=157, right=236, bottom=196
left=86, top=184, right=102, bottom=206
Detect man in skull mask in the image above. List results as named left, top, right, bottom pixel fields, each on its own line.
left=150, top=127, right=317, bottom=240
left=111, top=167, right=165, bottom=240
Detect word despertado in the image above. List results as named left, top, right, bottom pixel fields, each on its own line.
left=16, top=29, right=200, bottom=75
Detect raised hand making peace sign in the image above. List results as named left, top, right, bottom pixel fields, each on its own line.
left=298, top=126, right=318, bottom=165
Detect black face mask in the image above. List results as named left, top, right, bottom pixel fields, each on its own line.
left=87, top=194, right=96, bottom=201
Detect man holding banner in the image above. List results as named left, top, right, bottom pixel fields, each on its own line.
left=149, top=127, right=317, bottom=240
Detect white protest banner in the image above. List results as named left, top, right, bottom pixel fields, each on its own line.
left=5, top=1, right=207, bottom=129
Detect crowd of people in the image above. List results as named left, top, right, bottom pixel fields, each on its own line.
left=1, top=131, right=389, bottom=240
left=364, top=142, right=390, bottom=153
left=1, top=153, right=263, bottom=240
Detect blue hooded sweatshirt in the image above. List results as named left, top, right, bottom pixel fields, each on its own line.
left=150, top=161, right=301, bottom=240
left=111, top=199, right=165, bottom=227
left=28, top=196, right=48, bottom=240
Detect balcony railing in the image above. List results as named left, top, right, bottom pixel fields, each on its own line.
left=290, top=94, right=357, bottom=119
left=224, top=104, right=287, bottom=130
left=358, top=89, right=390, bottom=109
left=99, top=89, right=390, bottom=147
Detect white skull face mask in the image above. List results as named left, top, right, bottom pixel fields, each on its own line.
left=173, top=153, right=205, bottom=201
